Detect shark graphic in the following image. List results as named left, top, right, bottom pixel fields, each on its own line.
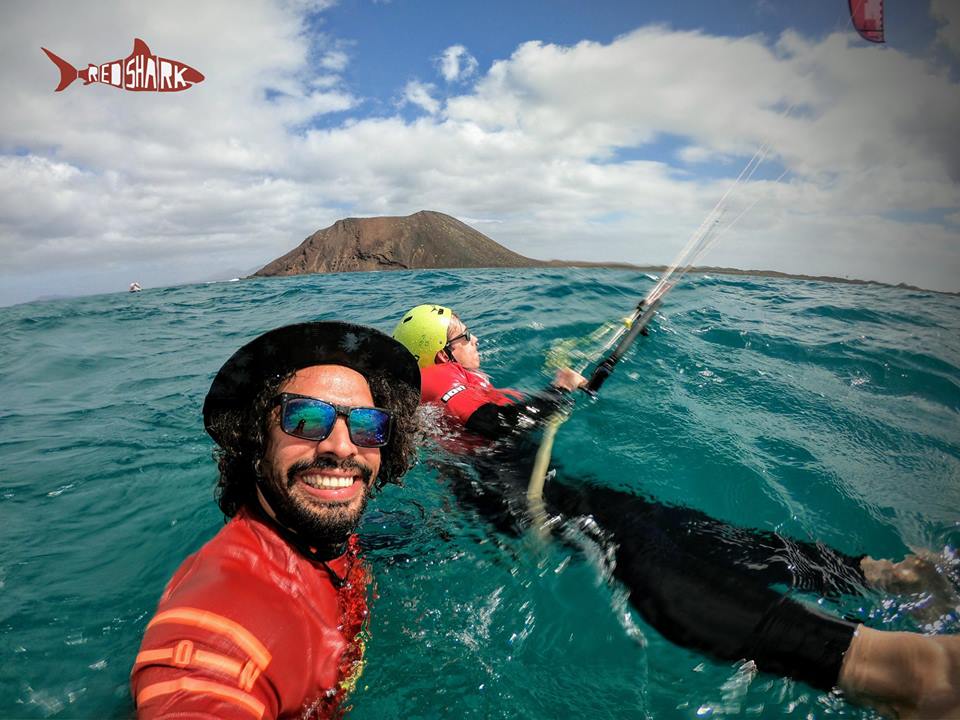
left=42, top=38, right=204, bottom=92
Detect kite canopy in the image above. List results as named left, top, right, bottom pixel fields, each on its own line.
left=849, top=0, right=884, bottom=43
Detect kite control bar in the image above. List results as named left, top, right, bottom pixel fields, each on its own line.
left=585, top=295, right=663, bottom=394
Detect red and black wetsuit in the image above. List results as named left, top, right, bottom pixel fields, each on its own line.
left=131, top=509, right=369, bottom=719
left=421, top=362, right=567, bottom=439
left=421, top=361, right=864, bottom=691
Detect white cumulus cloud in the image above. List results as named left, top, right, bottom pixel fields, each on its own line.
left=402, top=80, right=440, bottom=114
left=320, top=49, right=349, bottom=71
left=437, top=44, right=479, bottom=83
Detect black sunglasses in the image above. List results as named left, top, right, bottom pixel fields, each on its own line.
left=274, top=393, right=393, bottom=448
left=443, top=329, right=473, bottom=355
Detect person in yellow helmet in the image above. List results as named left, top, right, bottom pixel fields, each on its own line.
left=393, top=304, right=585, bottom=438
left=394, top=303, right=960, bottom=718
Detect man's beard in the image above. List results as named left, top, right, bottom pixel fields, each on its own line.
left=259, top=455, right=373, bottom=548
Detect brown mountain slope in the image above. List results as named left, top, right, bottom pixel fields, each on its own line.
left=254, top=210, right=542, bottom=276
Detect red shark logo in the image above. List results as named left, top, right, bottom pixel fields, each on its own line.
left=42, top=38, right=204, bottom=92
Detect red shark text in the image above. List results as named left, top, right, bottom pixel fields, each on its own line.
left=42, top=38, right=204, bottom=93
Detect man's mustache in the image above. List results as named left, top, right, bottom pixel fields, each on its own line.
left=285, top=456, right=373, bottom=487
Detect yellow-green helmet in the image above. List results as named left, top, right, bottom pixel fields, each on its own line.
left=392, top=304, right=453, bottom=368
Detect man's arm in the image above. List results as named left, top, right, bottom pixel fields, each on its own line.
left=461, top=368, right=586, bottom=439
left=131, top=567, right=349, bottom=720
left=131, top=605, right=282, bottom=720
left=550, top=480, right=959, bottom=705
left=839, top=626, right=960, bottom=718
left=463, top=386, right=573, bottom=439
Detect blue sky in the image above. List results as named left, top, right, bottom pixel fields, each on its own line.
left=322, top=0, right=948, bottom=103
left=1, top=0, right=959, bottom=305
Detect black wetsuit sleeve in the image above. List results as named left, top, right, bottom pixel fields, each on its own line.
left=616, top=540, right=857, bottom=690
left=464, top=386, right=572, bottom=440
left=549, top=483, right=863, bottom=690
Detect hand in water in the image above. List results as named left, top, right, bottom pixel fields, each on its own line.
left=552, top=368, right=587, bottom=392
left=861, top=549, right=959, bottom=621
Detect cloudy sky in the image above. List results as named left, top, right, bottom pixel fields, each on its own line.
left=1, top=0, right=959, bottom=305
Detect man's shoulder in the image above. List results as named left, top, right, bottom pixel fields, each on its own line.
left=140, top=514, right=325, bottom=676
left=422, top=362, right=464, bottom=381
left=159, top=514, right=298, bottom=612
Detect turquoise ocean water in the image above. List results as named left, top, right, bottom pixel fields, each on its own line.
left=1, top=268, right=958, bottom=719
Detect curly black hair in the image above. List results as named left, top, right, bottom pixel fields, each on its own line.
left=210, top=369, right=421, bottom=518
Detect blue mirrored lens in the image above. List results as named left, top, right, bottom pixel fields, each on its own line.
left=282, top=398, right=336, bottom=440
left=347, top=408, right=391, bottom=447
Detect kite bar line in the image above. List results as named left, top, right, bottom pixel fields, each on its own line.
left=526, top=139, right=789, bottom=516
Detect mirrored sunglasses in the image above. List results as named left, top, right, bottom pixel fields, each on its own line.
left=275, top=393, right=393, bottom=448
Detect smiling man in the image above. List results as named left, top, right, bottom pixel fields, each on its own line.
left=131, top=322, right=420, bottom=719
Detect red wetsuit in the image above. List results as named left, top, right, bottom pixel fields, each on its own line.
left=420, top=362, right=523, bottom=425
left=131, top=509, right=369, bottom=720
left=421, top=362, right=572, bottom=441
